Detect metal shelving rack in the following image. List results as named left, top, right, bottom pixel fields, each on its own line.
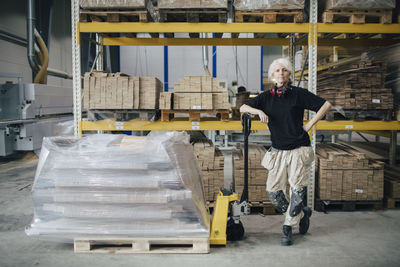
left=71, top=0, right=400, bottom=208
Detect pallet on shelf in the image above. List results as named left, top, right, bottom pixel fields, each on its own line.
left=74, top=237, right=209, bottom=254
left=322, top=9, right=392, bottom=24
left=385, top=197, right=400, bottom=209
left=80, top=10, right=150, bottom=22
left=161, top=109, right=229, bottom=122
left=315, top=199, right=383, bottom=212
left=235, top=10, right=304, bottom=23
left=325, top=109, right=393, bottom=121
left=87, top=109, right=160, bottom=122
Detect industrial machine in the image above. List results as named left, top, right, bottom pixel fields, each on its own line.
left=210, top=113, right=252, bottom=245
left=0, top=73, right=73, bottom=156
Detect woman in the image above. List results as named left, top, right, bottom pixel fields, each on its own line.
left=240, top=58, right=331, bottom=246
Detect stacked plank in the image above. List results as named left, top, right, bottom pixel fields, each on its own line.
left=233, top=144, right=269, bottom=202
left=317, top=60, right=394, bottom=110
left=159, top=76, right=230, bottom=110
left=83, top=71, right=162, bottom=110
left=193, top=140, right=224, bottom=202
left=316, top=143, right=384, bottom=201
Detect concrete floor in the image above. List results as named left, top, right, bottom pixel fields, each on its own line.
left=1, top=153, right=400, bottom=267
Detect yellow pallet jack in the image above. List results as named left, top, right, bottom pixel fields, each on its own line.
left=210, top=113, right=252, bottom=245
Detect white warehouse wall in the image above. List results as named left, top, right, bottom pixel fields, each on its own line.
left=120, top=34, right=262, bottom=93
left=0, top=0, right=72, bottom=87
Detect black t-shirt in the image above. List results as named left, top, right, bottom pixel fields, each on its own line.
left=246, top=86, right=326, bottom=150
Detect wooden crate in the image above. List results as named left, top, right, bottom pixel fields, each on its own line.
left=74, top=237, right=209, bottom=254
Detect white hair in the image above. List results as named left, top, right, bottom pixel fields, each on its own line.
left=268, top=58, right=293, bottom=83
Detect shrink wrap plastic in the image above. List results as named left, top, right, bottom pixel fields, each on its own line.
left=325, top=0, right=395, bottom=9
left=80, top=0, right=148, bottom=9
left=26, top=132, right=210, bottom=242
left=234, top=0, right=305, bottom=10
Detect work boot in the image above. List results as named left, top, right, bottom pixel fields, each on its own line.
left=281, top=225, right=293, bottom=246
left=299, top=207, right=312, bottom=235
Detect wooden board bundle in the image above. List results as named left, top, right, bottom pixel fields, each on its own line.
left=193, top=140, right=224, bottom=202
left=160, top=76, right=230, bottom=110
left=233, top=144, right=269, bottom=202
left=316, top=143, right=384, bottom=201
left=317, top=60, right=394, bottom=110
left=83, top=72, right=162, bottom=110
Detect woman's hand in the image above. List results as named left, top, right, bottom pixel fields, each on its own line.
left=303, top=124, right=311, bottom=132
left=258, top=110, right=269, bottom=124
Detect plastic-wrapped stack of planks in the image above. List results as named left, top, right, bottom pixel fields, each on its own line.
left=317, top=60, right=394, bottom=120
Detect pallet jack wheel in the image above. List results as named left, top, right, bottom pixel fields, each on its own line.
left=226, top=217, right=244, bottom=241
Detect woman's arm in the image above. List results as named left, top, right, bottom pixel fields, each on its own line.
left=240, top=104, right=268, bottom=124
left=303, top=101, right=332, bottom=132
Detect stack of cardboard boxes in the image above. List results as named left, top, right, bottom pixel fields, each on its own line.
left=83, top=71, right=162, bottom=110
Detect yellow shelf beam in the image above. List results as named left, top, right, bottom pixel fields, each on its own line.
left=79, top=22, right=400, bottom=35
left=81, top=119, right=400, bottom=132
left=102, top=37, right=400, bottom=47
left=79, top=22, right=310, bottom=33
left=298, top=38, right=400, bottom=47
left=317, top=23, right=400, bottom=34
left=103, top=37, right=290, bottom=46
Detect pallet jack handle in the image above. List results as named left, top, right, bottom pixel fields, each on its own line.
left=240, top=113, right=251, bottom=203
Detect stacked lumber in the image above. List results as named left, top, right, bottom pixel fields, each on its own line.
left=233, top=144, right=269, bottom=202
left=317, top=60, right=394, bottom=110
left=83, top=72, right=162, bottom=110
left=159, top=76, right=230, bottom=110
left=316, top=143, right=384, bottom=201
left=193, top=140, right=224, bottom=202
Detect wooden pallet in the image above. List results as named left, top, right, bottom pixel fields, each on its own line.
left=158, top=8, right=227, bottom=22
left=248, top=201, right=278, bottom=215
left=161, top=109, right=230, bottom=122
left=322, top=9, right=392, bottom=24
left=385, top=197, right=400, bottom=209
left=235, top=10, right=304, bottom=23
left=158, top=8, right=227, bottom=37
left=74, top=237, right=210, bottom=254
left=315, top=199, right=383, bottom=212
left=80, top=10, right=150, bottom=22
left=325, top=109, right=393, bottom=121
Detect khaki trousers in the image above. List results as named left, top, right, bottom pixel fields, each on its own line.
left=262, top=146, right=314, bottom=227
